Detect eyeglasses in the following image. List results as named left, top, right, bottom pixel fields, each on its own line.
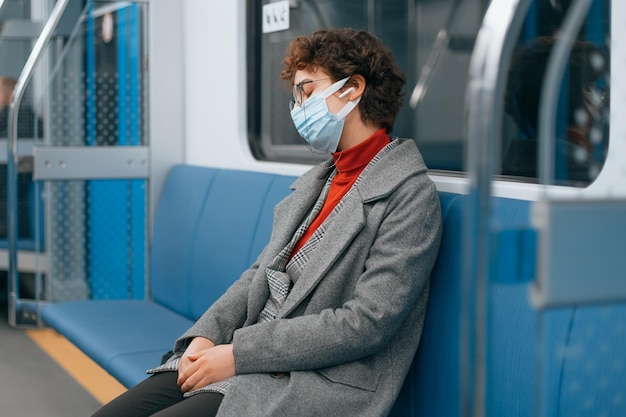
left=289, top=77, right=332, bottom=110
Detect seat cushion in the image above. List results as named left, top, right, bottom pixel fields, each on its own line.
left=41, top=299, right=194, bottom=386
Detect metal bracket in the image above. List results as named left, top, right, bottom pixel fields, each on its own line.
left=530, top=199, right=626, bottom=308
left=33, top=146, right=149, bottom=180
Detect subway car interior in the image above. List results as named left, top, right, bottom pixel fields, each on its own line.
left=0, top=0, right=624, bottom=416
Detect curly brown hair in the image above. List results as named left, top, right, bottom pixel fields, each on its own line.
left=280, top=28, right=406, bottom=133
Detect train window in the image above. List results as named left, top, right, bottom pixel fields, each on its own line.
left=501, top=0, right=611, bottom=187
left=247, top=0, right=484, bottom=168
left=247, top=0, right=610, bottom=187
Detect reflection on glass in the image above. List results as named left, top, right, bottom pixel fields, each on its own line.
left=252, top=0, right=611, bottom=188
left=501, top=1, right=610, bottom=187
left=503, top=36, right=609, bottom=185
left=255, top=0, right=481, bottom=167
left=0, top=76, right=43, bottom=138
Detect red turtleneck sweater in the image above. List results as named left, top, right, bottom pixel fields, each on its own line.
left=292, top=128, right=390, bottom=255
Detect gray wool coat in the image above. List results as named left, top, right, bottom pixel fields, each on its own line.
left=174, top=138, right=442, bottom=417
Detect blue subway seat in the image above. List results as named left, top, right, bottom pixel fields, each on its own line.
left=41, top=165, right=626, bottom=416
left=42, top=166, right=298, bottom=388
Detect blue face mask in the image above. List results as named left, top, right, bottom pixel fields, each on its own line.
left=290, top=77, right=361, bottom=153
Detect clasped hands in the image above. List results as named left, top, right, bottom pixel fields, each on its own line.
left=177, top=337, right=236, bottom=393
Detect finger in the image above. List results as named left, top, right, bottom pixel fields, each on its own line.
left=177, top=355, right=202, bottom=388
left=180, top=369, right=205, bottom=393
left=177, top=356, right=191, bottom=373
left=176, top=371, right=186, bottom=387
left=177, top=363, right=193, bottom=386
left=186, top=351, right=202, bottom=360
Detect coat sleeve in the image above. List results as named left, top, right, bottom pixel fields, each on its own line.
left=231, top=174, right=443, bottom=374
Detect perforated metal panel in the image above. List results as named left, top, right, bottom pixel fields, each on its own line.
left=8, top=1, right=149, bottom=326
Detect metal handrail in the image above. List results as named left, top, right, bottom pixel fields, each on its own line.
left=409, top=0, right=463, bottom=109
left=0, top=0, right=7, bottom=46
left=538, top=0, right=594, bottom=187
left=0, top=0, right=7, bottom=19
left=462, top=0, right=532, bottom=416
left=7, top=0, right=70, bottom=327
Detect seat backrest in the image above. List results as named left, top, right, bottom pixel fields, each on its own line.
left=151, top=166, right=626, bottom=416
left=388, top=191, right=462, bottom=415
left=186, top=170, right=295, bottom=319
left=150, top=165, right=296, bottom=320
left=394, top=193, right=626, bottom=417
left=391, top=194, right=540, bottom=416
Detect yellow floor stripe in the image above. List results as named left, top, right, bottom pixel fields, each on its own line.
left=26, top=328, right=127, bottom=405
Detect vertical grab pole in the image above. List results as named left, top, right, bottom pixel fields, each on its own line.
left=462, top=0, right=531, bottom=415
left=7, top=0, right=70, bottom=326
left=128, top=3, right=146, bottom=299
left=537, top=0, right=594, bottom=188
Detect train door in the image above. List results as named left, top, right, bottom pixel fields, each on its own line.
left=3, top=0, right=149, bottom=327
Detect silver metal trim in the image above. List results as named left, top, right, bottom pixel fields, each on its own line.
left=531, top=198, right=626, bottom=307
left=463, top=0, right=532, bottom=416
left=537, top=0, right=594, bottom=187
left=0, top=19, right=43, bottom=39
left=409, top=0, right=463, bottom=109
left=7, top=0, right=71, bottom=327
left=33, top=146, right=149, bottom=180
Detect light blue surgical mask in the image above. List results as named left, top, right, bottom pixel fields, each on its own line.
left=290, top=77, right=361, bottom=153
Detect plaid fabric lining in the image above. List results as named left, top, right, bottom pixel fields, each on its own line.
left=257, top=170, right=336, bottom=323
left=147, top=354, right=181, bottom=374
left=146, top=352, right=236, bottom=396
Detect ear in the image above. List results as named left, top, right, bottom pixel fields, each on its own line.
left=343, top=74, right=366, bottom=101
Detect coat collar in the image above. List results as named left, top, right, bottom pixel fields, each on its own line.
left=290, top=138, right=427, bottom=203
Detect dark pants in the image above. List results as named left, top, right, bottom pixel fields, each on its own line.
left=92, top=372, right=223, bottom=417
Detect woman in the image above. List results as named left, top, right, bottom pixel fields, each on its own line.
left=93, top=28, right=442, bottom=417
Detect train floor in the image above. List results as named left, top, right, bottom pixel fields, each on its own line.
left=0, top=283, right=113, bottom=417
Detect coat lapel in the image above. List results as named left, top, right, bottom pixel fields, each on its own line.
left=268, top=170, right=328, bottom=254
left=277, top=190, right=366, bottom=319
left=246, top=167, right=330, bottom=321
left=251, top=137, right=428, bottom=321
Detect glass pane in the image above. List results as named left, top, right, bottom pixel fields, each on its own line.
left=47, top=2, right=148, bottom=148
left=250, top=0, right=610, bottom=188
left=500, top=0, right=610, bottom=187
left=251, top=0, right=485, bottom=168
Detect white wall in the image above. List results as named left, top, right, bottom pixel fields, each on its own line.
left=149, top=0, right=185, bottom=220
left=181, top=0, right=245, bottom=167
left=180, top=0, right=307, bottom=176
